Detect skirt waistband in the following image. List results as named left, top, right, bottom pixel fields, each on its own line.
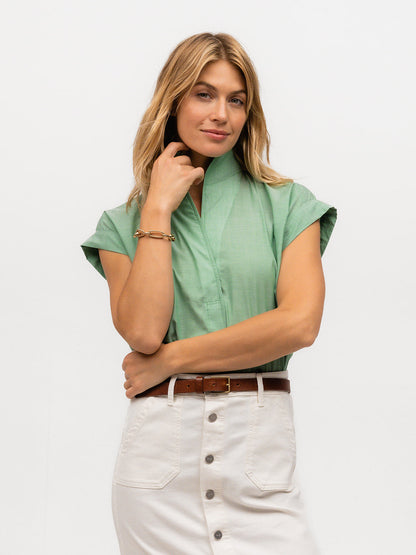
left=173, top=370, right=289, bottom=380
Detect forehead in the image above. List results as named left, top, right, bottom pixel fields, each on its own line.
left=197, top=60, right=246, bottom=90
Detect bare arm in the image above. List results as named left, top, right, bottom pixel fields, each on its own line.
left=121, top=220, right=326, bottom=397
left=99, top=141, right=204, bottom=354
left=98, top=203, right=173, bottom=354
left=166, top=219, right=325, bottom=373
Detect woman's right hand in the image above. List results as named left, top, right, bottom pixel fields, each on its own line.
left=145, top=142, right=205, bottom=213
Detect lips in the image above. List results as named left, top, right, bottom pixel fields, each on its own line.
left=202, top=129, right=230, bottom=136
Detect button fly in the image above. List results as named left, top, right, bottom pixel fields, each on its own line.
left=205, top=489, right=215, bottom=499
left=205, top=454, right=214, bottom=464
left=214, top=530, right=222, bottom=540
left=208, top=413, right=217, bottom=422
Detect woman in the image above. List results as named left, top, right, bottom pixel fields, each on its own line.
left=81, top=32, right=337, bottom=555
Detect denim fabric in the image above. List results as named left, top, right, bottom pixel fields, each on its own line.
left=111, top=371, right=320, bottom=555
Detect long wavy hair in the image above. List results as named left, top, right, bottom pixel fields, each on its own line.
left=126, top=32, right=293, bottom=210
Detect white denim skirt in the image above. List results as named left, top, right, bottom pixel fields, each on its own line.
left=111, top=371, right=320, bottom=555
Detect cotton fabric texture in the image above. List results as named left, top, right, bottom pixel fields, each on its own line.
left=81, top=149, right=337, bottom=372
left=80, top=149, right=337, bottom=554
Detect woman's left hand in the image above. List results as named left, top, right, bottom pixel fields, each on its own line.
left=121, top=344, right=173, bottom=399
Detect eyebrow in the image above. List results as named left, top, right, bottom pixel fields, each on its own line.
left=194, top=80, right=247, bottom=96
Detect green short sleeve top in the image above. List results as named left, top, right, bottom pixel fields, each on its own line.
left=81, top=149, right=337, bottom=372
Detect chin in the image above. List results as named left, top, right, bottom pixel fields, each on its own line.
left=192, top=143, right=232, bottom=158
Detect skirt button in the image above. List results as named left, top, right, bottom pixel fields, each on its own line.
left=205, top=489, right=215, bottom=499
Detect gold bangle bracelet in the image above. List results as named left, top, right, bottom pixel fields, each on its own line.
left=133, top=228, right=175, bottom=241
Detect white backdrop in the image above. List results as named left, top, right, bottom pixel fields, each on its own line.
left=1, top=1, right=415, bottom=554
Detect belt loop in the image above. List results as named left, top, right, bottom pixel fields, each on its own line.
left=256, top=373, right=264, bottom=407
left=167, top=375, right=178, bottom=406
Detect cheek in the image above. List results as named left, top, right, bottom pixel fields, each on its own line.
left=177, top=103, right=204, bottom=129
left=234, top=115, right=247, bottom=135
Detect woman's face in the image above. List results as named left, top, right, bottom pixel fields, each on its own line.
left=175, top=60, right=248, bottom=170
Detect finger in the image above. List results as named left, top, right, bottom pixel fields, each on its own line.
left=163, top=141, right=189, bottom=158
left=125, top=384, right=137, bottom=399
left=191, top=166, right=205, bottom=185
left=174, top=153, right=193, bottom=165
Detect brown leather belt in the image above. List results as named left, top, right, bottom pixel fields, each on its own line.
left=135, top=375, right=290, bottom=398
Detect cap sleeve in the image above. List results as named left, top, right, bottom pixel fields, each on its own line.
left=283, top=182, right=337, bottom=256
left=81, top=210, right=129, bottom=279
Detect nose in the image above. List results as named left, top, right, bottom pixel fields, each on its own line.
left=210, top=98, right=228, bottom=122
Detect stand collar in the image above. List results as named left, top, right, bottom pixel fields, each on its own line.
left=203, top=148, right=242, bottom=186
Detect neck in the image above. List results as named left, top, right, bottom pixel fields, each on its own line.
left=190, top=151, right=213, bottom=172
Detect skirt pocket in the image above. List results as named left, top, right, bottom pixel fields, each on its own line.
left=244, top=391, right=297, bottom=492
left=112, top=395, right=183, bottom=489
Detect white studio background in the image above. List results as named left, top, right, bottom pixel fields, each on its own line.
left=1, top=1, right=415, bottom=554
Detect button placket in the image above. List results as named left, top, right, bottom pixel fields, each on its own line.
left=200, top=394, right=231, bottom=553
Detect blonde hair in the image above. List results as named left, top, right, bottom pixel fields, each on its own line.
left=127, top=32, right=293, bottom=210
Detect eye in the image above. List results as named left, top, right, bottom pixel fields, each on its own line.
left=231, top=97, right=245, bottom=106
left=197, top=92, right=211, bottom=99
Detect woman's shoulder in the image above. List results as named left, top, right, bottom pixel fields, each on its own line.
left=258, top=179, right=314, bottom=201
left=266, top=180, right=337, bottom=256
left=100, top=200, right=140, bottom=226
left=255, top=178, right=335, bottom=213
left=252, top=178, right=311, bottom=211
left=96, top=200, right=142, bottom=240
left=80, top=200, right=141, bottom=278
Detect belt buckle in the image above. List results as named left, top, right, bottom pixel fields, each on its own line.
left=225, top=376, right=231, bottom=393
left=201, top=375, right=231, bottom=393
left=213, top=375, right=231, bottom=393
